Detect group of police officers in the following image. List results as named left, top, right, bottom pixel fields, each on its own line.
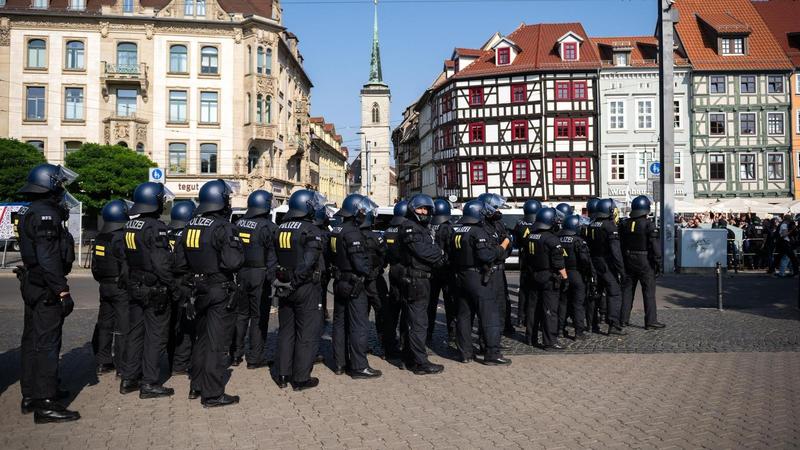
left=15, top=163, right=664, bottom=424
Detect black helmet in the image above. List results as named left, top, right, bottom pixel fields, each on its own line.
left=391, top=200, right=408, bottom=226
left=169, top=200, right=196, bottom=229
left=337, top=194, right=365, bottom=219
left=562, top=214, right=581, bottom=236
left=196, top=179, right=233, bottom=215
left=596, top=198, right=616, bottom=219
left=555, top=203, right=573, bottom=222
left=459, top=199, right=484, bottom=225
left=100, top=199, right=130, bottom=233
left=479, top=193, right=506, bottom=220
left=408, top=194, right=435, bottom=225
left=285, top=189, right=326, bottom=221
left=630, top=195, right=651, bottom=219
left=432, top=198, right=452, bottom=225
left=586, top=198, right=600, bottom=218
left=245, top=190, right=275, bottom=219
left=533, top=208, right=557, bottom=231
left=360, top=210, right=376, bottom=229
left=523, top=199, right=542, bottom=222
left=18, top=163, right=78, bottom=195
left=130, top=182, right=174, bottom=215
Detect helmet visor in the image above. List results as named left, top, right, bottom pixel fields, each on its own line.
left=161, top=185, right=176, bottom=203
left=362, top=198, right=379, bottom=216
left=62, top=192, right=80, bottom=210
left=309, top=192, right=328, bottom=212
left=489, top=194, right=508, bottom=209
left=56, top=165, right=79, bottom=186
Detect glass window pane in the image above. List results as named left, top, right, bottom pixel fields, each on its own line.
left=197, top=0, right=205, bottom=15
left=26, top=140, right=45, bottom=152
left=65, top=41, right=84, bottom=69
left=168, top=143, right=187, bottom=174
left=200, top=91, right=218, bottom=123
left=116, top=89, right=137, bottom=116
left=26, top=86, right=46, bottom=120
left=64, top=87, right=84, bottom=120
left=170, top=45, right=187, bottom=73
left=117, top=42, right=137, bottom=67
left=27, top=39, right=46, bottom=68
left=169, top=90, right=187, bottom=122
left=201, top=46, right=218, bottom=74
left=200, top=143, right=217, bottom=174
left=184, top=0, right=193, bottom=15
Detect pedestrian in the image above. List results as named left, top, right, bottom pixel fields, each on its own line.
left=585, top=198, right=627, bottom=336
left=166, top=201, right=197, bottom=376
left=512, top=199, right=540, bottom=328
left=558, top=214, right=594, bottom=340
left=428, top=198, right=456, bottom=342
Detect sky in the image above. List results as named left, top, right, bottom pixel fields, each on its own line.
left=281, top=0, right=659, bottom=157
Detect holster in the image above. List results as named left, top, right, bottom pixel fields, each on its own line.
left=273, top=279, right=295, bottom=299
left=149, top=284, right=169, bottom=312
left=223, top=281, right=237, bottom=311
left=481, top=265, right=494, bottom=286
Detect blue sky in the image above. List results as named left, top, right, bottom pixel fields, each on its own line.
left=282, top=0, right=657, bottom=155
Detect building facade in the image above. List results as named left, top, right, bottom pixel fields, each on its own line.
left=310, top=117, right=348, bottom=205
left=392, top=104, right=420, bottom=200
left=0, top=0, right=315, bottom=206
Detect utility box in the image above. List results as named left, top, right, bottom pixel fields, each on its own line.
left=677, top=228, right=728, bottom=272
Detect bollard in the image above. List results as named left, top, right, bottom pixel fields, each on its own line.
left=716, top=262, right=723, bottom=311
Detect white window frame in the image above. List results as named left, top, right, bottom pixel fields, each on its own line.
left=199, top=91, right=219, bottom=124
left=797, top=109, right=800, bottom=135
left=168, top=89, right=187, bottom=123
left=609, top=100, right=625, bottom=130
left=709, top=153, right=726, bottom=181
left=610, top=152, right=625, bottom=181
left=738, top=153, right=756, bottom=181
left=767, top=75, right=785, bottom=94
left=709, top=112, right=726, bottom=136
left=673, top=100, right=682, bottom=129
left=739, top=112, right=757, bottom=136
left=709, top=75, right=727, bottom=94
left=766, top=152, right=784, bottom=181
left=636, top=99, right=654, bottom=130
left=796, top=74, right=800, bottom=95
left=739, top=75, right=756, bottom=94
left=63, top=87, right=84, bottom=121
left=637, top=150, right=655, bottom=181
left=767, top=112, right=785, bottom=136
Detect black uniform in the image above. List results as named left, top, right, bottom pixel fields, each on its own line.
left=167, top=227, right=194, bottom=373
left=274, top=219, right=324, bottom=382
left=91, top=227, right=129, bottom=370
left=318, top=228, right=332, bottom=321
left=233, top=215, right=277, bottom=365
left=524, top=229, right=565, bottom=347
left=558, top=231, right=595, bottom=336
left=122, top=215, right=174, bottom=386
left=488, top=218, right=514, bottom=333
left=512, top=219, right=535, bottom=326
left=174, top=213, right=244, bottom=400
left=363, top=228, right=389, bottom=350
left=17, top=200, right=74, bottom=401
left=586, top=218, right=625, bottom=329
left=330, top=220, right=372, bottom=371
left=450, top=223, right=505, bottom=360
left=429, top=221, right=455, bottom=340
left=620, top=217, right=661, bottom=327
left=398, top=218, right=444, bottom=367
left=382, top=223, right=406, bottom=355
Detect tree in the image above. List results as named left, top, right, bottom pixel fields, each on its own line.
left=0, top=138, right=47, bottom=202
left=65, top=143, right=155, bottom=214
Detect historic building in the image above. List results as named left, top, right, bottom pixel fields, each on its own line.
left=392, top=103, right=420, bottom=199
left=310, top=117, right=348, bottom=205
left=0, top=0, right=315, bottom=205
left=592, top=36, right=695, bottom=205
left=754, top=0, right=800, bottom=200
left=674, top=0, right=794, bottom=200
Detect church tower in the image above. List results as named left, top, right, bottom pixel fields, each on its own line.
left=359, top=0, right=392, bottom=205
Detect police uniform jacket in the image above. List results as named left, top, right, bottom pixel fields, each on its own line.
left=236, top=215, right=278, bottom=279
left=275, top=218, right=323, bottom=286
left=524, top=229, right=565, bottom=274
left=123, top=215, right=174, bottom=286
left=513, top=219, right=535, bottom=267
left=449, top=223, right=505, bottom=270
left=432, top=221, right=454, bottom=270
left=558, top=230, right=595, bottom=278
left=363, top=229, right=387, bottom=280
left=383, top=223, right=402, bottom=267
left=18, top=199, right=74, bottom=295
left=399, top=218, right=444, bottom=274
left=175, top=213, right=244, bottom=281
left=586, top=219, right=625, bottom=275
left=330, top=220, right=371, bottom=278
left=92, top=228, right=127, bottom=285
left=620, top=217, right=662, bottom=267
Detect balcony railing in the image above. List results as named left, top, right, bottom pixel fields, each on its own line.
left=101, top=62, right=149, bottom=99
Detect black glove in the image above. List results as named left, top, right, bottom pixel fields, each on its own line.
left=185, top=297, right=197, bottom=320
left=60, top=293, right=75, bottom=318
left=560, top=278, right=570, bottom=293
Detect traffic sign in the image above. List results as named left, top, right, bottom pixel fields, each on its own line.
left=649, top=162, right=661, bottom=177
left=149, top=167, right=165, bottom=184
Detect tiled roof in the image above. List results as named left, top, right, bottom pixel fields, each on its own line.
left=309, top=117, right=325, bottom=124
left=697, top=12, right=752, bottom=34
left=0, top=0, right=114, bottom=12
left=453, top=48, right=484, bottom=57
left=591, top=36, right=691, bottom=68
left=753, top=0, right=800, bottom=67
left=443, top=60, right=455, bottom=69
left=452, top=23, right=601, bottom=79
left=674, top=0, right=792, bottom=71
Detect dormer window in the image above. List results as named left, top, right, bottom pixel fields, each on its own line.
left=31, top=0, right=47, bottom=9
left=563, top=43, right=577, bottom=61
left=497, top=48, right=510, bottom=65
left=68, top=0, right=85, bottom=10
left=614, top=52, right=629, bottom=66
left=721, top=37, right=744, bottom=55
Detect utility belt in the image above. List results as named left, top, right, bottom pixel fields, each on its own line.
left=243, top=261, right=267, bottom=269
left=407, top=268, right=431, bottom=280
left=192, top=272, right=233, bottom=285
left=334, top=270, right=365, bottom=299
left=624, top=250, right=649, bottom=255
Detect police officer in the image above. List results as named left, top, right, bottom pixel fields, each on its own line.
left=167, top=200, right=196, bottom=375
left=582, top=198, right=603, bottom=332
left=92, top=200, right=130, bottom=376
left=586, top=198, right=626, bottom=336
left=525, top=208, right=568, bottom=350
left=428, top=198, right=456, bottom=341
left=272, top=190, right=326, bottom=391
left=513, top=199, right=541, bottom=327
left=314, top=207, right=333, bottom=323
left=450, top=200, right=511, bottom=365
left=233, top=190, right=278, bottom=369
left=330, top=194, right=382, bottom=378
left=554, top=203, right=574, bottom=231
left=382, top=201, right=408, bottom=359
left=478, top=193, right=514, bottom=337
left=399, top=194, right=446, bottom=375
left=121, top=182, right=176, bottom=399
left=558, top=215, right=595, bottom=340
left=360, top=208, right=389, bottom=352
left=175, top=179, right=244, bottom=407
left=16, top=164, right=80, bottom=423
left=620, top=196, right=665, bottom=330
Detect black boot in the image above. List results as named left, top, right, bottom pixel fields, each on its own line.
left=139, top=384, right=175, bottom=399
left=119, top=379, right=140, bottom=395
left=482, top=356, right=512, bottom=366
left=97, top=363, right=116, bottom=375
left=350, top=367, right=382, bottom=379
left=32, top=399, right=80, bottom=424
left=274, top=375, right=289, bottom=389
left=291, top=377, right=320, bottom=392
left=188, top=389, right=201, bottom=400
left=21, top=397, right=34, bottom=414
left=412, top=363, right=444, bottom=375
left=202, top=393, right=240, bottom=408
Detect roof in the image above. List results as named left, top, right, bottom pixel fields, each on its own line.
left=452, top=23, right=601, bottom=79
left=591, top=36, right=690, bottom=68
left=673, top=0, right=793, bottom=71
left=443, top=60, right=455, bottom=69
left=0, top=0, right=273, bottom=17
left=0, top=0, right=114, bottom=12
left=453, top=48, right=485, bottom=58
left=753, top=0, right=800, bottom=67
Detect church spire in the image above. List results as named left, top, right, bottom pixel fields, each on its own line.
left=368, top=0, right=383, bottom=84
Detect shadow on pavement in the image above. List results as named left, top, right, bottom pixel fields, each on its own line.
left=0, top=347, right=21, bottom=396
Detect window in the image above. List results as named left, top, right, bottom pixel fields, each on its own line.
left=572, top=119, right=588, bottom=139
left=556, top=82, right=570, bottom=101
left=767, top=112, right=784, bottom=135
left=797, top=109, right=800, bottom=135
left=372, top=103, right=380, bottom=124
left=26, top=140, right=45, bottom=152
left=740, top=75, right=756, bottom=94
left=739, top=154, right=756, bottom=181
left=637, top=100, right=654, bottom=129
left=469, top=122, right=484, bottom=143
left=122, top=0, right=133, bottom=12
left=513, top=160, right=530, bottom=184
left=25, top=86, right=46, bottom=121
left=767, top=154, right=784, bottom=180
left=609, top=100, right=625, bottom=129
left=64, top=87, right=84, bottom=121
left=572, top=81, right=587, bottom=100
left=443, top=127, right=454, bottom=148
left=768, top=75, right=784, bottom=94
left=64, top=141, right=81, bottom=157
left=247, top=46, right=252, bottom=74
left=673, top=100, right=681, bottom=129
left=709, top=154, right=725, bottom=181
left=257, top=47, right=264, bottom=73
left=555, top=119, right=571, bottom=139
left=610, top=153, right=625, bottom=180
left=248, top=148, right=259, bottom=173
left=256, top=94, right=263, bottom=123
left=497, top=47, right=510, bottom=65
left=553, top=159, right=570, bottom=183
left=710, top=113, right=725, bottom=135
left=265, top=48, right=272, bottom=75
left=563, top=42, right=577, bottom=61
left=200, top=46, right=218, bottom=74
left=675, top=152, right=682, bottom=180
left=468, top=87, right=483, bottom=106
left=470, top=161, right=486, bottom=184
left=197, top=0, right=206, bottom=15
left=116, top=89, right=137, bottom=116
left=168, top=90, right=187, bottom=123
left=511, top=120, right=527, bottom=141
left=200, top=143, right=218, bottom=174
left=614, top=52, right=628, bottom=66
left=65, top=40, right=84, bottom=70
left=573, top=158, right=590, bottom=182
left=443, top=163, right=458, bottom=188
left=168, top=143, right=187, bottom=174
left=68, top=0, right=85, bottom=10
left=200, top=91, right=218, bottom=124
left=739, top=113, right=756, bottom=136
left=116, top=42, right=137, bottom=68
left=26, top=39, right=46, bottom=69
left=511, top=84, right=526, bottom=103
left=31, top=0, right=46, bottom=8
left=638, top=151, right=655, bottom=180
left=184, top=0, right=193, bottom=15
left=721, top=38, right=744, bottom=55
left=266, top=96, right=272, bottom=123
left=136, top=143, right=144, bottom=154
left=168, top=44, right=187, bottom=73
left=709, top=75, right=726, bottom=94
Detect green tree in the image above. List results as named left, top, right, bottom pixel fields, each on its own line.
left=65, top=143, right=155, bottom=213
left=0, top=138, right=47, bottom=202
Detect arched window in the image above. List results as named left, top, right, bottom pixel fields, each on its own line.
left=257, top=47, right=264, bottom=74
left=256, top=94, right=263, bottom=123
left=246, top=93, right=251, bottom=124
left=135, top=142, right=144, bottom=154
left=116, top=141, right=127, bottom=148
left=65, top=40, right=84, bottom=70
left=265, top=48, right=273, bottom=75
left=169, top=44, right=187, bottom=73
left=372, top=103, right=380, bottom=124
left=27, top=39, right=46, bottom=69
left=200, top=46, right=218, bottom=74
left=116, top=42, right=137, bottom=68
left=266, top=96, right=272, bottom=124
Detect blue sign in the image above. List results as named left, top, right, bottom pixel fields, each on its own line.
left=149, top=168, right=165, bottom=183
left=649, top=162, right=661, bottom=176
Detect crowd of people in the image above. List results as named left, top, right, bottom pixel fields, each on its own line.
left=15, top=163, right=665, bottom=424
